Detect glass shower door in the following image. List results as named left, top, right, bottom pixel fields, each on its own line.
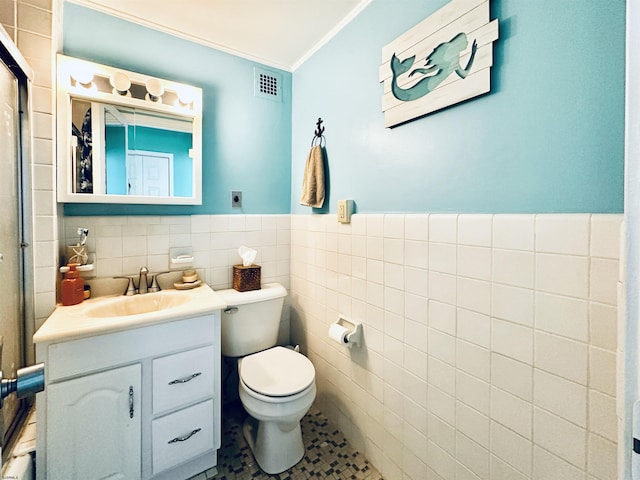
left=0, top=56, right=25, bottom=450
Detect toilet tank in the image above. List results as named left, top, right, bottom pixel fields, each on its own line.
left=216, top=283, right=287, bottom=357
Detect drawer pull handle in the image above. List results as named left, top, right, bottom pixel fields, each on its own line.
left=224, top=307, right=238, bottom=314
left=168, top=372, right=202, bottom=385
left=129, top=386, right=134, bottom=419
left=168, top=428, right=201, bottom=444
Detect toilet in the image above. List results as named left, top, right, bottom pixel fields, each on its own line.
left=217, top=283, right=316, bottom=474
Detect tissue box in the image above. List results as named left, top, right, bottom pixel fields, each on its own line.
left=232, top=264, right=261, bottom=292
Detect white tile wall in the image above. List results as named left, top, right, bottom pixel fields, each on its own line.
left=289, top=213, right=621, bottom=480
left=62, top=215, right=291, bottom=291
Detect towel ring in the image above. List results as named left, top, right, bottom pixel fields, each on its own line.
left=311, top=135, right=325, bottom=147
left=310, top=117, right=326, bottom=147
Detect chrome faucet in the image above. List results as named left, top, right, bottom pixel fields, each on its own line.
left=138, top=266, right=150, bottom=294
left=114, top=276, right=136, bottom=296
left=114, top=267, right=170, bottom=296
left=148, top=271, right=170, bottom=293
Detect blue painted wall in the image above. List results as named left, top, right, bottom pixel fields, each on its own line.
left=62, top=3, right=292, bottom=215
left=63, top=0, right=625, bottom=216
left=291, top=0, right=626, bottom=213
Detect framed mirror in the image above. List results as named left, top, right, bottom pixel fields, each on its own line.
left=56, top=55, right=203, bottom=204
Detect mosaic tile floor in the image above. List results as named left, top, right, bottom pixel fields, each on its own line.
left=189, top=402, right=383, bottom=480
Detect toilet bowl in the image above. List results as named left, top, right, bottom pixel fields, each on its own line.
left=238, top=346, right=316, bottom=474
left=217, top=284, right=317, bottom=474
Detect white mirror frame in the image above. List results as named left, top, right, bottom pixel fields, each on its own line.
left=56, top=54, right=203, bottom=205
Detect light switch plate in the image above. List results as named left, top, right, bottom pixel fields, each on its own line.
left=337, top=200, right=354, bottom=224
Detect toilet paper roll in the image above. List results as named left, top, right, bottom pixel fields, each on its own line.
left=328, top=323, right=350, bottom=345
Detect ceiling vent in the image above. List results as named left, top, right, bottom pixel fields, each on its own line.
left=254, top=67, right=282, bottom=102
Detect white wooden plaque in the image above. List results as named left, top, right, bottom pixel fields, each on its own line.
left=380, top=0, right=499, bottom=128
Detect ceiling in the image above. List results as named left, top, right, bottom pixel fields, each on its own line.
left=68, top=0, right=371, bottom=71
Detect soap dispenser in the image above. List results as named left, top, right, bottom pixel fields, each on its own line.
left=61, top=263, right=84, bottom=306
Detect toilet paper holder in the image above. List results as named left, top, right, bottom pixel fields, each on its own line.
left=332, top=316, right=363, bottom=347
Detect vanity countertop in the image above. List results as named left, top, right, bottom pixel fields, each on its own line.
left=34, top=284, right=227, bottom=344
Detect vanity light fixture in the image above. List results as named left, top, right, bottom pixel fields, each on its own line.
left=145, top=78, right=164, bottom=102
left=57, top=54, right=203, bottom=205
left=110, top=71, right=131, bottom=96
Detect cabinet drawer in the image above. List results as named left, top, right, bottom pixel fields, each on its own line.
left=152, top=345, right=214, bottom=414
left=152, top=399, right=215, bottom=474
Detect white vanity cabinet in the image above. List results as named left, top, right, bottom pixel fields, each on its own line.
left=35, top=312, right=222, bottom=480
left=46, top=364, right=142, bottom=479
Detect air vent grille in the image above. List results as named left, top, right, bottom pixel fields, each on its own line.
left=259, top=73, right=278, bottom=96
left=254, top=67, right=282, bottom=102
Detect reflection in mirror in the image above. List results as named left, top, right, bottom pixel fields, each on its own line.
left=57, top=54, right=202, bottom=205
left=71, top=98, right=93, bottom=193
left=70, top=99, right=194, bottom=197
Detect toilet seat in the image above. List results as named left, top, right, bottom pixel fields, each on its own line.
left=240, top=346, right=315, bottom=397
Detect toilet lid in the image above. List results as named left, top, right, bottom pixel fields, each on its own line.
left=240, top=346, right=315, bottom=397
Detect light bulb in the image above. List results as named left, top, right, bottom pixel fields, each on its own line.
left=146, top=78, right=164, bottom=102
left=176, top=85, right=195, bottom=106
left=71, top=65, right=94, bottom=87
left=110, top=72, right=131, bottom=95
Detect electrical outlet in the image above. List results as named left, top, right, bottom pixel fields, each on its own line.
left=337, top=199, right=353, bottom=223
left=231, top=191, right=242, bottom=208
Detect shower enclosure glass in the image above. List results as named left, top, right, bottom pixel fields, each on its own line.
left=0, top=42, right=31, bottom=459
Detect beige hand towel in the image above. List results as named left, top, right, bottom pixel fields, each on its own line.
left=300, top=145, right=325, bottom=208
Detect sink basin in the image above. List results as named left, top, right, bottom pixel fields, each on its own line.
left=34, top=283, right=228, bottom=345
left=85, top=292, right=192, bottom=318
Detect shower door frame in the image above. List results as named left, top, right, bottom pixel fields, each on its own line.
left=0, top=25, right=35, bottom=461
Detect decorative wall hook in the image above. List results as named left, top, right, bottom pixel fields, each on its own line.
left=311, top=117, right=325, bottom=147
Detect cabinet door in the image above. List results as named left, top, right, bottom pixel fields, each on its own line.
left=46, top=364, right=141, bottom=480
